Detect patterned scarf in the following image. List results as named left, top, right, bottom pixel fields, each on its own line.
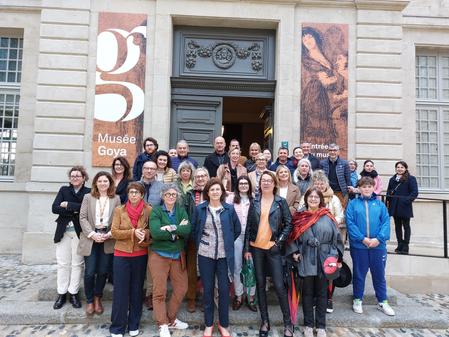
left=288, top=207, right=337, bottom=243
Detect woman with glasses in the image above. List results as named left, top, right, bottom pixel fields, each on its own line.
left=111, top=156, right=132, bottom=204
left=78, top=171, right=121, bottom=315
left=287, top=188, right=343, bottom=337
left=110, top=182, right=151, bottom=337
left=183, top=167, right=210, bottom=313
left=150, top=183, right=191, bottom=337
left=52, top=166, right=90, bottom=310
left=192, top=178, right=241, bottom=337
left=244, top=170, right=293, bottom=337
left=226, top=176, right=257, bottom=312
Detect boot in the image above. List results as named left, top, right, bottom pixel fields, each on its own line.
left=53, top=293, right=66, bottom=310
left=69, top=292, right=82, bottom=308
left=400, top=243, right=409, bottom=255
left=395, top=242, right=403, bottom=253
left=94, top=296, right=104, bottom=314
left=85, top=302, right=95, bottom=315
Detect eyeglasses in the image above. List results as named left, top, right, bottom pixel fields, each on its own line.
left=308, top=195, right=320, bottom=200
left=164, top=193, right=177, bottom=198
left=261, top=179, right=273, bottom=184
left=196, top=174, right=207, bottom=178
left=70, top=175, right=83, bottom=179
left=129, top=190, right=141, bottom=195
left=256, top=158, right=267, bottom=161
left=145, top=143, right=155, bottom=147
left=239, top=182, right=249, bottom=185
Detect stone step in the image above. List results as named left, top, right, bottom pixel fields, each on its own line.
left=0, top=299, right=445, bottom=329
left=37, top=283, right=398, bottom=306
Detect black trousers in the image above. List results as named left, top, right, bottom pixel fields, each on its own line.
left=302, top=275, right=327, bottom=329
left=252, top=246, right=291, bottom=327
left=394, top=217, right=411, bottom=251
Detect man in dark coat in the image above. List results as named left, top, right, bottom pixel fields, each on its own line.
left=132, top=137, right=158, bottom=181
left=320, top=143, right=351, bottom=208
left=203, top=136, right=229, bottom=177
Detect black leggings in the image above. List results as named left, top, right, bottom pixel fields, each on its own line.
left=252, top=246, right=291, bottom=327
left=394, top=217, right=411, bottom=247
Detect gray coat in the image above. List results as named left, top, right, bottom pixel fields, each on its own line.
left=286, top=214, right=343, bottom=278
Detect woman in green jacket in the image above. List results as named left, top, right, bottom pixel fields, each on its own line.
left=149, top=183, right=192, bottom=337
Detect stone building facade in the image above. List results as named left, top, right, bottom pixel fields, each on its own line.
left=0, top=0, right=448, bottom=268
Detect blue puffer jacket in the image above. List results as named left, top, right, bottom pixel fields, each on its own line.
left=346, top=193, right=390, bottom=250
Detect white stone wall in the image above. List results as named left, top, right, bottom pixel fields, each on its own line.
left=0, top=0, right=448, bottom=266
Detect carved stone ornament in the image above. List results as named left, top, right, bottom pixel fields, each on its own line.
left=185, top=40, right=263, bottom=72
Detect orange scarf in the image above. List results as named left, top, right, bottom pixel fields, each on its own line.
left=288, top=208, right=337, bottom=243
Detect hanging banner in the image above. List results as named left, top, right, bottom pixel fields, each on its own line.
left=300, top=23, right=348, bottom=159
left=92, top=12, right=147, bottom=166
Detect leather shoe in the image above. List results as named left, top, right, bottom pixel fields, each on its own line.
left=94, top=296, right=104, bottom=314
left=53, top=293, right=66, bottom=310
left=85, top=302, right=95, bottom=315
left=246, top=296, right=257, bottom=312
left=187, top=299, right=196, bottom=313
left=232, top=296, right=243, bottom=310
left=69, top=293, right=82, bottom=308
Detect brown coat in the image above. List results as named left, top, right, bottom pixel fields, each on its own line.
left=78, top=194, right=121, bottom=256
left=111, top=203, right=152, bottom=253
left=216, top=162, right=248, bottom=192
left=277, top=183, right=301, bottom=215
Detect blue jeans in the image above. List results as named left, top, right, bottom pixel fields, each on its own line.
left=198, top=255, right=229, bottom=327
left=84, top=242, right=112, bottom=303
left=350, top=247, right=387, bottom=303
left=110, top=255, right=148, bottom=335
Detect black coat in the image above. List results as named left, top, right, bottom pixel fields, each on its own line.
left=115, top=178, right=130, bottom=204
left=203, top=152, right=229, bottom=178
left=386, top=175, right=418, bottom=218
left=52, top=184, right=91, bottom=243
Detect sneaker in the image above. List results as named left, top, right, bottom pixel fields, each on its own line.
left=129, top=330, right=139, bottom=336
left=110, top=334, right=123, bottom=337
left=378, top=301, right=395, bottom=316
left=352, top=299, right=363, bottom=314
left=168, top=318, right=188, bottom=330
left=159, top=324, right=171, bottom=337
left=303, top=326, right=314, bottom=337
left=326, top=299, right=333, bottom=313
left=317, top=328, right=327, bottom=337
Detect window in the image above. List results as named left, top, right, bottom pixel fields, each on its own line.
left=416, top=51, right=449, bottom=190
left=0, top=36, right=22, bottom=178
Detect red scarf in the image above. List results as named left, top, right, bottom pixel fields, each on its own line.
left=288, top=208, right=338, bottom=243
left=125, top=200, right=144, bottom=228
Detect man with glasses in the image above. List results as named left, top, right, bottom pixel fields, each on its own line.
left=133, top=137, right=159, bottom=181
left=140, top=160, right=163, bottom=208
left=319, top=143, right=351, bottom=208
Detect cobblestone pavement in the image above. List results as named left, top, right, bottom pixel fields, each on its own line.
left=2, top=255, right=449, bottom=336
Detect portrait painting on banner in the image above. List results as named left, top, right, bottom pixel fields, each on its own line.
left=300, top=23, right=348, bottom=159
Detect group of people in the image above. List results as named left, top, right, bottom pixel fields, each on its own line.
left=51, top=136, right=419, bottom=337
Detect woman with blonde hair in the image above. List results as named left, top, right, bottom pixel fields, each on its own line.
left=276, top=165, right=300, bottom=215
left=79, top=171, right=121, bottom=315
left=244, top=142, right=262, bottom=172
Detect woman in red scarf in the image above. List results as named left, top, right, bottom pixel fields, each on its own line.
left=110, top=182, right=151, bottom=337
left=286, top=188, right=343, bottom=337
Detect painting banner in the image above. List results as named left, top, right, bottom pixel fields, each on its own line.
left=300, top=23, right=348, bottom=159
left=92, top=12, right=147, bottom=166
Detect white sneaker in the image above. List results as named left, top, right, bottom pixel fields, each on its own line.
left=159, top=324, right=171, bottom=337
left=352, top=299, right=363, bottom=314
left=317, top=328, right=327, bottom=337
left=111, top=334, right=123, bottom=337
left=378, top=301, right=395, bottom=316
left=303, top=326, right=314, bottom=337
left=168, top=318, right=188, bottom=330
left=129, top=329, right=139, bottom=336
